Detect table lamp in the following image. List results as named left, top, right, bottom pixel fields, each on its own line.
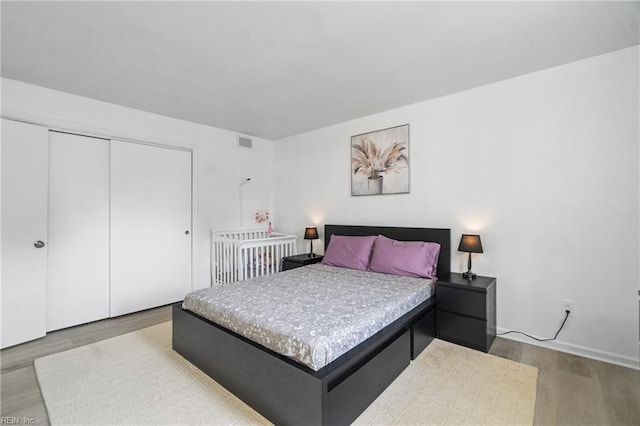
left=304, top=227, right=319, bottom=257
left=458, top=234, right=483, bottom=279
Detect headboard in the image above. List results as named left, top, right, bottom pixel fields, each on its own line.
left=324, top=224, right=451, bottom=277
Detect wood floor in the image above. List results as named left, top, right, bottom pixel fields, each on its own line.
left=2, top=306, right=639, bottom=425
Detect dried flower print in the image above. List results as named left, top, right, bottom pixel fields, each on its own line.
left=351, top=125, right=410, bottom=196
left=352, top=138, right=407, bottom=179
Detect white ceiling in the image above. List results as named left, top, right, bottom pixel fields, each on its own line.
left=2, top=1, right=638, bottom=140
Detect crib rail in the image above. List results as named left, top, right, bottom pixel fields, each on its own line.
left=211, top=228, right=297, bottom=285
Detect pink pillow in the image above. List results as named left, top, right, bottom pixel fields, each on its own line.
left=368, top=235, right=440, bottom=279
left=321, top=235, right=377, bottom=271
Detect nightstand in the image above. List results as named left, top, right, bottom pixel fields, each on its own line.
left=282, top=254, right=324, bottom=271
left=436, top=273, right=496, bottom=352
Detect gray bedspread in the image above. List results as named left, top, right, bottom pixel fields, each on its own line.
left=182, top=264, right=435, bottom=371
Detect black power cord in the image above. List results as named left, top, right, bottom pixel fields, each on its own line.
left=497, top=309, right=570, bottom=342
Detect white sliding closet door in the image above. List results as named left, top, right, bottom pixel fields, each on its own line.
left=47, top=132, right=110, bottom=331
left=1, top=119, right=49, bottom=348
left=110, top=141, right=192, bottom=316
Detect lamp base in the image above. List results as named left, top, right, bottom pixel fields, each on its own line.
left=462, top=271, right=476, bottom=279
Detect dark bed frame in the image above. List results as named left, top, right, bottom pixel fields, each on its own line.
left=173, top=224, right=450, bottom=425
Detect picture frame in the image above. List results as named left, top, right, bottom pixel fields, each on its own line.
left=351, top=124, right=409, bottom=196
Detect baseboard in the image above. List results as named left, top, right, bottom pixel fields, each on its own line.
left=496, top=327, right=640, bottom=371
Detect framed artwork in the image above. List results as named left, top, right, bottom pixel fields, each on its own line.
left=351, top=124, right=409, bottom=196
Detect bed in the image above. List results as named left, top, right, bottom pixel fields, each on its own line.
left=173, top=224, right=451, bottom=425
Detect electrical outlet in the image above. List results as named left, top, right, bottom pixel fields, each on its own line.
left=561, top=300, right=575, bottom=317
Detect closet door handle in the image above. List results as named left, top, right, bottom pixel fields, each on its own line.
left=34, top=240, right=45, bottom=248
left=185, top=231, right=190, bottom=235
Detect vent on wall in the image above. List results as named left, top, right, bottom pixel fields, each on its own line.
left=238, top=136, right=253, bottom=149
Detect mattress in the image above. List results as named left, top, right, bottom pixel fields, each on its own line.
left=182, top=263, right=435, bottom=371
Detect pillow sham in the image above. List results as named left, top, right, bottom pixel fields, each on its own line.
left=321, top=235, right=377, bottom=271
left=368, top=235, right=440, bottom=279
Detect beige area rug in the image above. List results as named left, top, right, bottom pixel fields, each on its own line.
left=35, top=322, right=537, bottom=425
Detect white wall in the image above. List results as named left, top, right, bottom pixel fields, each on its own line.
left=273, top=46, right=639, bottom=368
left=1, top=78, right=274, bottom=290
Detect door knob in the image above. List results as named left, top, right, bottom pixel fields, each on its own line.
left=185, top=230, right=190, bottom=235
left=34, top=240, right=45, bottom=248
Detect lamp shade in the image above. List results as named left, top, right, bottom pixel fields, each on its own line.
left=304, top=227, right=319, bottom=240
left=458, top=234, right=483, bottom=253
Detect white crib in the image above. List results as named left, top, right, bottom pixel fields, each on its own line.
left=211, top=227, right=297, bottom=285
